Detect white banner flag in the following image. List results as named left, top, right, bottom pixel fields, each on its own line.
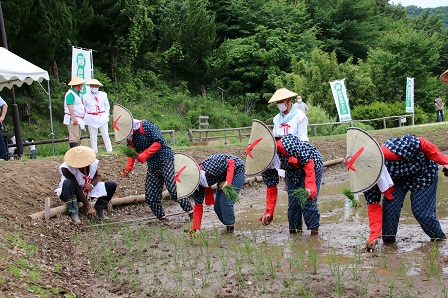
left=405, top=77, right=414, bottom=113
left=330, top=79, right=352, bottom=122
left=71, top=47, right=93, bottom=96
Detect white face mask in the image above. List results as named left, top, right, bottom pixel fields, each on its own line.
left=297, top=98, right=302, bottom=103
left=90, top=87, right=99, bottom=94
left=277, top=102, right=287, bottom=112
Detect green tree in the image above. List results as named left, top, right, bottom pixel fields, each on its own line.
left=366, top=23, right=442, bottom=111
left=155, top=0, right=216, bottom=93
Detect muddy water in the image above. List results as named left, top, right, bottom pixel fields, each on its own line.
left=202, top=173, right=448, bottom=275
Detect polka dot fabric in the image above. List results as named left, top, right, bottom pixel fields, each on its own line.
left=384, top=134, right=437, bottom=190
left=131, top=120, right=173, bottom=171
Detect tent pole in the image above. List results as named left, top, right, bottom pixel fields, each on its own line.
left=0, top=1, right=23, bottom=157
left=47, top=80, right=55, bottom=155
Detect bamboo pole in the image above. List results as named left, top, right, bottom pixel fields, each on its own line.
left=27, top=158, right=345, bottom=221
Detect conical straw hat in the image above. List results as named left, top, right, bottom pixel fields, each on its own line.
left=68, top=76, right=86, bottom=86
left=346, top=127, right=384, bottom=193
left=85, top=79, right=103, bottom=86
left=440, top=70, right=448, bottom=83
left=174, top=153, right=200, bottom=198
left=64, top=146, right=96, bottom=168
left=268, top=88, right=298, bottom=103
left=112, top=104, right=133, bottom=144
left=245, top=119, right=276, bottom=176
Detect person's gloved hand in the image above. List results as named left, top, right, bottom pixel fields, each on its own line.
left=443, top=165, right=448, bottom=177
left=219, top=181, right=229, bottom=190
left=261, top=214, right=273, bottom=226
left=122, top=157, right=135, bottom=177
left=137, top=151, right=151, bottom=163
left=305, top=188, right=312, bottom=200
left=86, top=203, right=97, bottom=217
left=365, top=239, right=378, bottom=252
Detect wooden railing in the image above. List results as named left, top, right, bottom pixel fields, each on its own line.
left=188, top=114, right=414, bottom=143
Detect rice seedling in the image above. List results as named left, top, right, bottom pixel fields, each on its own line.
left=222, top=184, right=240, bottom=204
left=342, top=187, right=360, bottom=207
left=308, top=245, right=318, bottom=275
left=118, top=145, right=138, bottom=158
left=291, top=188, right=308, bottom=207
left=428, top=241, right=440, bottom=278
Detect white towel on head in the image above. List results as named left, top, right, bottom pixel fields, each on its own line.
left=377, top=165, right=393, bottom=193
left=199, top=170, right=209, bottom=187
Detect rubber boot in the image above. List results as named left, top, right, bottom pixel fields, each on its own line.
left=94, top=198, right=110, bottom=220
left=66, top=197, right=81, bottom=224
left=310, top=228, right=319, bottom=235
left=69, top=142, right=78, bottom=148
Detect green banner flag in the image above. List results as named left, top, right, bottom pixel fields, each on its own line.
left=330, top=79, right=352, bottom=121
left=405, top=77, right=414, bottom=113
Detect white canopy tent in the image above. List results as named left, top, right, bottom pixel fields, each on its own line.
left=0, top=47, right=55, bottom=155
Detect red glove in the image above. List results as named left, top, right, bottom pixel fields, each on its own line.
left=122, top=157, right=135, bottom=177
left=205, top=187, right=214, bottom=205
left=288, top=156, right=300, bottom=168
left=303, top=159, right=317, bottom=199
left=366, top=203, right=382, bottom=251
left=137, top=142, right=162, bottom=163
left=260, top=186, right=278, bottom=225
left=191, top=204, right=204, bottom=231
left=418, top=137, right=448, bottom=165
left=226, top=158, right=235, bottom=185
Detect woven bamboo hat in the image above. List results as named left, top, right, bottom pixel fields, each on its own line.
left=174, top=153, right=200, bottom=198
left=346, top=127, right=384, bottom=193
left=268, top=88, right=298, bottom=103
left=245, top=119, right=276, bottom=176
left=68, top=76, right=86, bottom=86
left=64, top=146, right=96, bottom=168
left=440, top=70, right=448, bottom=83
left=112, top=104, right=133, bottom=144
left=85, top=79, right=103, bottom=86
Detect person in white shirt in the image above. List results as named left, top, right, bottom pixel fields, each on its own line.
left=64, top=77, right=86, bottom=148
left=269, top=88, right=308, bottom=142
left=84, top=79, right=113, bottom=153
left=294, top=95, right=309, bottom=116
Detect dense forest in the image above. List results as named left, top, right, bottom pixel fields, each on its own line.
left=1, top=0, right=448, bottom=144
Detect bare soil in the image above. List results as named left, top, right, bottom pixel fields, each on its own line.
left=1, top=127, right=448, bottom=297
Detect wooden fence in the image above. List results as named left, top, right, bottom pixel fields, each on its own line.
left=187, top=114, right=413, bottom=143
left=6, top=114, right=413, bottom=155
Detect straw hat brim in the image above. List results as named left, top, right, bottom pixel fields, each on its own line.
left=440, top=70, right=448, bottom=83
left=68, top=77, right=86, bottom=86
left=64, top=146, right=96, bottom=168
left=245, top=119, right=276, bottom=176
left=268, top=88, right=298, bottom=103
left=113, top=104, right=133, bottom=143
left=86, top=79, right=103, bottom=86
left=174, top=153, right=200, bottom=198
left=346, top=127, right=384, bottom=193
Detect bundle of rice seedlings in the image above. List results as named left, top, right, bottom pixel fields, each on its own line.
left=342, top=187, right=360, bottom=207
left=291, top=188, right=308, bottom=207
left=222, top=184, right=240, bottom=204
left=118, top=145, right=138, bottom=158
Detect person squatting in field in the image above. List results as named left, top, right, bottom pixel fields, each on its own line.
left=261, top=134, right=323, bottom=235
left=55, top=146, right=117, bottom=224
left=364, top=134, right=448, bottom=251
left=190, top=154, right=246, bottom=234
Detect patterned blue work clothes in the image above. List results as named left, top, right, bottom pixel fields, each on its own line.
left=193, top=154, right=246, bottom=226
left=364, top=134, right=445, bottom=241
left=262, top=134, right=323, bottom=230
left=286, top=165, right=323, bottom=231
left=130, top=120, right=192, bottom=218
left=128, top=120, right=173, bottom=171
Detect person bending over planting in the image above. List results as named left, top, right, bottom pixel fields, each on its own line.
left=190, top=154, right=246, bottom=234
